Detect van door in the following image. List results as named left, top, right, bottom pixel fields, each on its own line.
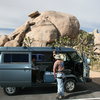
left=0, top=52, right=31, bottom=87
left=82, top=53, right=90, bottom=78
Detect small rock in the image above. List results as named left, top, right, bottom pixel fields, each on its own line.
left=28, top=11, right=40, bottom=18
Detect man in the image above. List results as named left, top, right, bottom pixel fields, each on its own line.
left=53, top=54, right=65, bottom=99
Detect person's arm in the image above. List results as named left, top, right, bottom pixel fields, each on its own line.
left=53, top=61, right=57, bottom=78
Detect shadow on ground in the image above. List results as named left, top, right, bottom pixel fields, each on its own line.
left=18, top=86, right=57, bottom=95
left=11, top=77, right=100, bottom=99
left=64, top=78, right=100, bottom=99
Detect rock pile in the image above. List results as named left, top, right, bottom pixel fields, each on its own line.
left=93, top=29, right=100, bottom=54
left=0, top=11, right=80, bottom=47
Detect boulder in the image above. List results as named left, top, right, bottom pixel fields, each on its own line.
left=28, top=11, right=40, bottom=18
left=1, top=11, right=80, bottom=47
left=31, top=41, right=47, bottom=47
left=23, top=20, right=59, bottom=47
left=15, top=26, right=29, bottom=43
left=4, top=40, right=20, bottom=47
left=32, top=11, right=80, bottom=38
left=8, top=22, right=30, bottom=40
left=0, top=35, right=9, bottom=46
left=94, top=29, right=100, bottom=45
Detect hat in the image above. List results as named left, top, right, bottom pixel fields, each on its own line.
left=59, top=54, right=65, bottom=60
left=54, top=54, right=65, bottom=60
left=54, top=54, right=61, bottom=60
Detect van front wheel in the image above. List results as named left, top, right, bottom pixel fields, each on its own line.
left=3, top=87, right=17, bottom=95
left=64, top=79, right=76, bottom=93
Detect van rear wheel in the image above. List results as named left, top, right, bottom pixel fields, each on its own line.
left=3, top=87, right=17, bottom=95
left=64, top=79, right=76, bottom=93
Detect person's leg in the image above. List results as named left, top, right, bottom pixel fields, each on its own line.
left=57, top=78, right=61, bottom=95
left=57, top=79, right=64, bottom=95
left=36, top=70, right=40, bottom=82
left=40, top=71, right=44, bottom=81
left=60, top=78, right=64, bottom=96
left=32, top=70, right=37, bottom=83
left=56, top=73, right=65, bottom=98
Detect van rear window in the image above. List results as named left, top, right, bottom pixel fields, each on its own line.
left=4, top=54, right=29, bottom=63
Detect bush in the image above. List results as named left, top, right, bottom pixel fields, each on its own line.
left=48, top=30, right=100, bottom=70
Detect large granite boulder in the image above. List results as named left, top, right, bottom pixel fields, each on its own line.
left=28, top=11, right=80, bottom=38
left=23, top=21, right=59, bottom=47
left=0, top=11, right=80, bottom=47
left=23, top=11, right=80, bottom=46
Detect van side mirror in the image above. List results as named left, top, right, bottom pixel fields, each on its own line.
left=87, top=58, right=90, bottom=64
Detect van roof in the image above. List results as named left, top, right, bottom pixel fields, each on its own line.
left=0, top=47, right=76, bottom=52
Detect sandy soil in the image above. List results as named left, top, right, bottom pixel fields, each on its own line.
left=90, top=70, right=100, bottom=78
left=90, top=70, right=100, bottom=84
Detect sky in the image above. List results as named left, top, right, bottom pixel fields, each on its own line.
left=0, top=0, right=100, bottom=33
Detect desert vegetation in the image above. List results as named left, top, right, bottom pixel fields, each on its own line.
left=47, top=30, right=100, bottom=71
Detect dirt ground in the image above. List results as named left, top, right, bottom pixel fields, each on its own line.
left=90, top=70, right=100, bottom=84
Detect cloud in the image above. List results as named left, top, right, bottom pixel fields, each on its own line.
left=0, top=0, right=100, bottom=32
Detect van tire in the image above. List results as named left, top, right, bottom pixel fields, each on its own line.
left=64, top=79, right=76, bottom=93
left=3, top=87, right=17, bottom=96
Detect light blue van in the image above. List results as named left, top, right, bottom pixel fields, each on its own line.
left=0, top=47, right=91, bottom=95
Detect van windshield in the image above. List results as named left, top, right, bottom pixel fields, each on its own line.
left=68, top=52, right=82, bottom=62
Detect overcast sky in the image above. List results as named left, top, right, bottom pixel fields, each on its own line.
left=0, top=0, right=100, bottom=32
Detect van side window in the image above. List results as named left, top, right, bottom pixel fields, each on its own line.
left=32, top=54, right=44, bottom=62
left=4, top=54, right=12, bottom=63
left=67, top=52, right=81, bottom=62
left=32, top=53, right=53, bottom=62
left=4, top=54, right=29, bottom=63
left=43, top=53, right=53, bottom=62
left=38, top=55, right=44, bottom=61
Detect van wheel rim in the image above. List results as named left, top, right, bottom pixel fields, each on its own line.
left=5, top=87, right=16, bottom=94
left=66, top=81, right=75, bottom=91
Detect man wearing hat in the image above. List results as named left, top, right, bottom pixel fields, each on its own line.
left=53, top=53, right=65, bottom=99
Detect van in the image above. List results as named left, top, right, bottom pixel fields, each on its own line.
left=0, top=47, right=91, bottom=95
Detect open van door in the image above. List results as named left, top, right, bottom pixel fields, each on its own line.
left=81, top=53, right=90, bottom=81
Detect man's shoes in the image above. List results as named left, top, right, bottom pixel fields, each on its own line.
left=56, top=94, right=65, bottom=99
left=56, top=93, right=60, bottom=99
left=59, top=95, right=65, bottom=99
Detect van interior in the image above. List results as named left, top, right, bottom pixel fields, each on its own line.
left=31, top=51, right=83, bottom=84
left=31, top=52, right=54, bottom=83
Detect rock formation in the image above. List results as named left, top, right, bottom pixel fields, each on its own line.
left=0, top=35, right=9, bottom=46
left=93, top=29, right=100, bottom=54
left=0, top=11, right=80, bottom=47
